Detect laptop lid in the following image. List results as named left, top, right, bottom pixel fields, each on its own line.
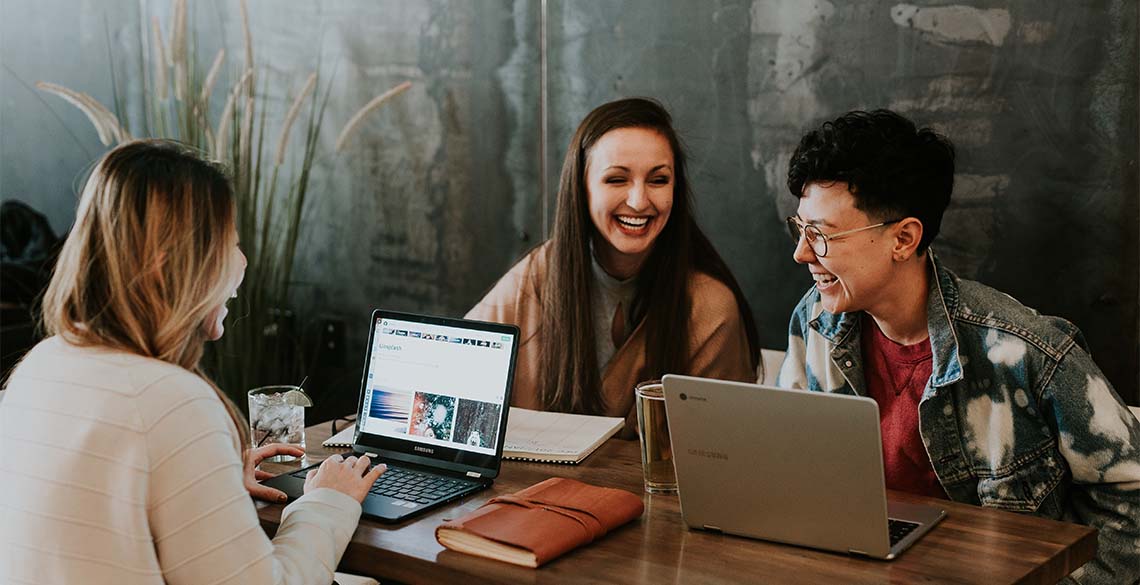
left=351, top=310, right=519, bottom=480
left=662, top=374, right=897, bottom=558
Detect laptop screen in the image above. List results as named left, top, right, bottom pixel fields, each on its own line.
left=353, top=311, right=518, bottom=476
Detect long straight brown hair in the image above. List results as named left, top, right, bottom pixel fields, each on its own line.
left=538, top=97, right=759, bottom=414
left=41, top=139, right=249, bottom=449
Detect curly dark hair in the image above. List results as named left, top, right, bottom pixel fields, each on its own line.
left=786, top=109, right=955, bottom=253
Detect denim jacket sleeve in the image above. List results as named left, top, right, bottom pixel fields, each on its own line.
left=776, top=287, right=856, bottom=394
left=776, top=289, right=813, bottom=390
left=1043, top=343, right=1140, bottom=585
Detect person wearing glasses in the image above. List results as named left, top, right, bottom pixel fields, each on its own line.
left=775, top=110, right=1139, bottom=585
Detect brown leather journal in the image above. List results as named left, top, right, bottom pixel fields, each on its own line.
left=435, top=477, right=644, bottom=567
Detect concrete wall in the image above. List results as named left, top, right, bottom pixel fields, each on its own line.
left=1, top=0, right=141, bottom=236
left=2, top=0, right=1137, bottom=408
left=543, top=0, right=1139, bottom=406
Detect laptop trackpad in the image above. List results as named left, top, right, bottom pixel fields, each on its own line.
left=362, top=495, right=427, bottom=519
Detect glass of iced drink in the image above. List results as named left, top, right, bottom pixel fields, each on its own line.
left=248, top=385, right=312, bottom=462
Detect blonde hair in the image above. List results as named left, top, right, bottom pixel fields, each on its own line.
left=42, top=139, right=249, bottom=449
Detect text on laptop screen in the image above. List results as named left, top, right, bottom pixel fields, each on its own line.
left=359, top=317, right=515, bottom=456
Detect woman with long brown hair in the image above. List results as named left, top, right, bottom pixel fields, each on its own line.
left=467, top=98, right=759, bottom=429
left=0, top=140, right=385, bottom=584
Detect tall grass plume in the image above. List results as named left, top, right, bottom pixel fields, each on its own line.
left=36, top=0, right=411, bottom=404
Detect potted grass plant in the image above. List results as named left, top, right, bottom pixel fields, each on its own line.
left=36, top=0, right=409, bottom=407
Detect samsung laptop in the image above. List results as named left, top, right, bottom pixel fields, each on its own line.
left=661, top=374, right=946, bottom=559
left=263, top=309, right=519, bottom=523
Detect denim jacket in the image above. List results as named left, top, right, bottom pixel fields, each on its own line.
left=777, top=254, right=1140, bottom=585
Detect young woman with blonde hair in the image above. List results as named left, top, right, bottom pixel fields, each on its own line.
left=0, top=140, right=384, bottom=584
left=468, top=98, right=759, bottom=431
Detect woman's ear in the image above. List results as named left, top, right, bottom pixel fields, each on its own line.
left=893, top=218, right=924, bottom=261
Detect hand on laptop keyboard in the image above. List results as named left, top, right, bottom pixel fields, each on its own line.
left=365, top=466, right=478, bottom=505
left=303, top=454, right=388, bottom=503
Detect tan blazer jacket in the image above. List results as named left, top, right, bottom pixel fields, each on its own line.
left=466, top=244, right=756, bottom=436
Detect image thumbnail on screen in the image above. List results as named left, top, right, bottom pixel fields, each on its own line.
left=453, top=399, right=502, bottom=449
left=367, top=387, right=413, bottom=435
left=409, top=392, right=455, bottom=441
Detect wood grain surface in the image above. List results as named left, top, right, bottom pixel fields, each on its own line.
left=255, top=420, right=1097, bottom=585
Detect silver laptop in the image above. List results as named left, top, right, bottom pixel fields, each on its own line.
left=662, top=374, right=945, bottom=559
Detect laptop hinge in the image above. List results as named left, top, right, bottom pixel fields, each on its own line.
left=702, top=525, right=723, bottom=533
left=848, top=549, right=870, bottom=557
left=466, top=471, right=482, bottom=478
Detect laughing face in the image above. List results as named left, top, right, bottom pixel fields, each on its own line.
left=202, top=229, right=247, bottom=341
left=585, top=127, right=674, bottom=279
left=793, top=182, right=898, bottom=315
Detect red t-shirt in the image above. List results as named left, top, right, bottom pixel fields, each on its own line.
left=861, top=314, right=947, bottom=499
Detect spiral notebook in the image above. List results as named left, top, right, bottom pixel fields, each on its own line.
left=324, top=408, right=624, bottom=463
left=501, top=408, right=624, bottom=464
left=322, top=425, right=356, bottom=448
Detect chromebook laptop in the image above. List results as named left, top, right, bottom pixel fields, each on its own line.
left=263, top=309, right=519, bottom=523
left=662, top=374, right=946, bottom=559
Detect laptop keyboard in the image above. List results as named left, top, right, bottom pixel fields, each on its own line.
left=292, top=464, right=476, bottom=505
left=888, top=519, right=921, bottom=545
left=367, top=466, right=476, bottom=504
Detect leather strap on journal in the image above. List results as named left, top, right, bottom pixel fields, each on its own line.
left=485, top=493, right=608, bottom=542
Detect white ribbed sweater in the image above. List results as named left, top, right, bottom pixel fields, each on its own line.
left=0, top=337, right=361, bottom=585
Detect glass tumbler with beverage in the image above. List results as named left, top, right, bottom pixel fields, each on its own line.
left=635, top=380, right=677, bottom=494
left=248, top=385, right=312, bottom=462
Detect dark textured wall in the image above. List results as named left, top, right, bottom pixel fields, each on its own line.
left=2, top=0, right=1136, bottom=412
left=543, top=0, right=1139, bottom=405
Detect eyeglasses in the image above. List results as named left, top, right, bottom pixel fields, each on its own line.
left=785, top=216, right=901, bottom=258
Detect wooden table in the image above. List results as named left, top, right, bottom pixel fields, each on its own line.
left=256, top=421, right=1097, bottom=585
